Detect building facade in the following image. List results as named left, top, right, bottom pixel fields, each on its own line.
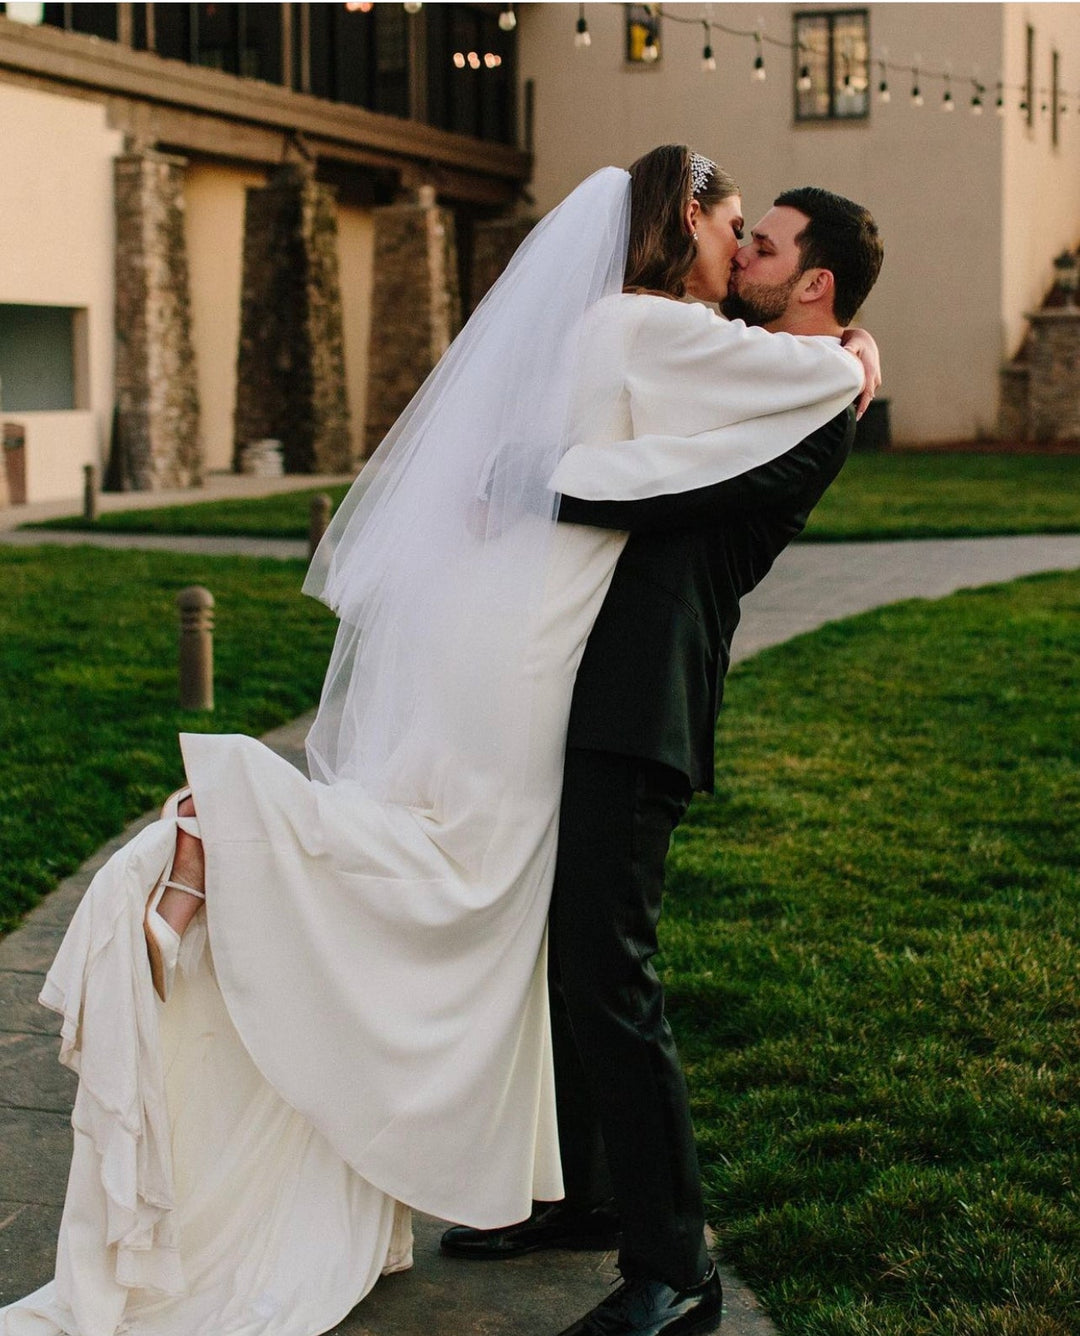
left=0, top=1, right=527, bottom=501
left=3, top=2, right=1079, bottom=504
left=518, top=2, right=1080, bottom=446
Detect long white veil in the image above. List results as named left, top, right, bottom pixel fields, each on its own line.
left=303, top=168, right=632, bottom=815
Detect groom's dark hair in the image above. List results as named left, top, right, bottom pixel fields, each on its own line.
left=773, top=186, right=883, bottom=325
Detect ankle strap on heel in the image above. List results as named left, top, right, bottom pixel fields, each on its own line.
left=162, top=879, right=206, bottom=901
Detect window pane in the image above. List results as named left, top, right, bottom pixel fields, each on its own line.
left=195, top=3, right=239, bottom=73
left=832, top=11, right=869, bottom=118
left=794, top=9, right=868, bottom=122
left=625, top=4, right=660, bottom=64
left=374, top=4, right=409, bottom=117
left=240, top=4, right=283, bottom=83
left=795, top=14, right=831, bottom=120
left=0, top=305, right=77, bottom=412
left=154, top=4, right=192, bottom=62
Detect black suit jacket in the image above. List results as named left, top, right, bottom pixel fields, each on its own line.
left=557, top=406, right=856, bottom=792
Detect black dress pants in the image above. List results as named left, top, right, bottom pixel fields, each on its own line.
left=547, top=748, right=708, bottom=1290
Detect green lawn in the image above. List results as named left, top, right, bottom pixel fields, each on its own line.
left=665, top=570, right=1080, bottom=1335
left=32, top=485, right=353, bottom=540
left=2, top=547, right=1078, bottom=1333
left=803, top=451, right=1080, bottom=541
left=0, top=545, right=336, bottom=933
left=27, top=453, right=1080, bottom=543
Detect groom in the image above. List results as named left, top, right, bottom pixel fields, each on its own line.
left=442, top=187, right=884, bottom=1336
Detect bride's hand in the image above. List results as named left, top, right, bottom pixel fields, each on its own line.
left=840, top=327, right=882, bottom=420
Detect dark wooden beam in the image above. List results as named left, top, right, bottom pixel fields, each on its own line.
left=0, top=14, right=530, bottom=200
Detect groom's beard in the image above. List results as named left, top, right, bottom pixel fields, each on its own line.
left=721, top=271, right=801, bottom=327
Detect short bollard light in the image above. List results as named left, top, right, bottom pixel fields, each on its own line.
left=309, top=492, right=332, bottom=559
left=83, top=463, right=97, bottom=523
left=177, top=585, right=214, bottom=711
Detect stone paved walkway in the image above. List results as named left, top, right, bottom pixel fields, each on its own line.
left=2, top=524, right=1078, bottom=1334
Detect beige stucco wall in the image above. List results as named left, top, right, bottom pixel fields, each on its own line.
left=0, top=82, right=122, bottom=500
left=1001, top=2, right=1080, bottom=360
left=185, top=166, right=373, bottom=473
left=518, top=2, right=1079, bottom=444
left=184, top=161, right=267, bottom=474
left=336, top=204, right=376, bottom=467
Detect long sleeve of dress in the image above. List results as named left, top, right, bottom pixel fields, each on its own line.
left=549, top=295, right=863, bottom=502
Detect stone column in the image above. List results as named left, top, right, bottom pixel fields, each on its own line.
left=469, top=217, right=534, bottom=315
left=112, top=150, right=202, bottom=491
left=364, top=185, right=461, bottom=457
left=233, top=163, right=352, bottom=475
left=997, top=363, right=1030, bottom=442
left=1025, top=309, right=1080, bottom=441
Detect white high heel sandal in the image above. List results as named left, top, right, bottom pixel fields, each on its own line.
left=144, top=787, right=205, bottom=1002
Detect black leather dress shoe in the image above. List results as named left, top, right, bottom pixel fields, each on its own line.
left=440, top=1200, right=621, bottom=1260
left=555, top=1263, right=722, bottom=1335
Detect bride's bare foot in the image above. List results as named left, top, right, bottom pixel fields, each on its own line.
left=157, top=795, right=205, bottom=936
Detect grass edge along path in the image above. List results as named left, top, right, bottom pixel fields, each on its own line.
left=663, top=569, right=1080, bottom=1336
left=24, top=453, right=1080, bottom=544
left=0, top=545, right=337, bottom=934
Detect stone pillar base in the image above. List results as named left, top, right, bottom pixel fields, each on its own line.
left=1025, top=308, right=1080, bottom=441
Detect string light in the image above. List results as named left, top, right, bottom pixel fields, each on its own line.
left=498, top=4, right=516, bottom=32
left=752, top=29, right=765, bottom=82
left=575, top=3, right=591, bottom=49
left=554, top=6, right=1079, bottom=133
left=701, top=21, right=716, bottom=73
left=403, top=1, right=422, bottom=13
left=971, top=78, right=984, bottom=115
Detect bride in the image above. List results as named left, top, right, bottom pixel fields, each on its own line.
left=1, top=151, right=870, bottom=1336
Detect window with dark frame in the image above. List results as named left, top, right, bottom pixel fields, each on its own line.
left=625, top=5, right=661, bottom=65
left=793, top=9, right=869, bottom=122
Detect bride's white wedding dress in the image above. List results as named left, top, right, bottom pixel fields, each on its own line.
left=0, top=294, right=861, bottom=1336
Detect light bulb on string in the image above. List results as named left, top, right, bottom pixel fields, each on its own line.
left=642, top=32, right=659, bottom=62
left=403, top=1, right=422, bottom=13
left=498, top=4, right=515, bottom=32
left=840, top=50, right=854, bottom=98
left=575, top=3, right=591, bottom=49
left=752, top=30, right=765, bottom=82
left=877, top=51, right=890, bottom=102
left=996, top=81, right=1005, bottom=116
left=701, top=23, right=716, bottom=73
left=796, top=41, right=811, bottom=92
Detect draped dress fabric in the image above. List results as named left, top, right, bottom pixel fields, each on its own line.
left=0, top=296, right=861, bottom=1336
